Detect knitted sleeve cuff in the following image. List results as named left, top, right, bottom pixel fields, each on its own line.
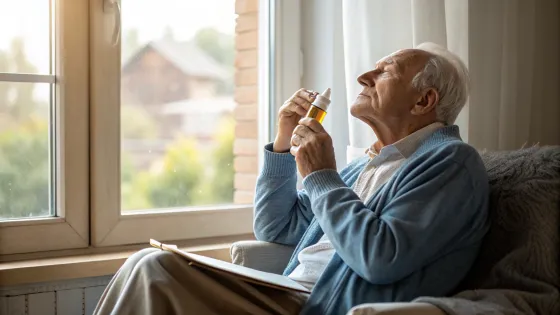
left=302, top=169, right=347, bottom=200
left=261, top=143, right=297, bottom=177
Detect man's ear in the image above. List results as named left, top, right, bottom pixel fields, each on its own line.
left=412, top=88, right=438, bottom=115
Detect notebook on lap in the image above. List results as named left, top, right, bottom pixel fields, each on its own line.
left=149, top=239, right=310, bottom=294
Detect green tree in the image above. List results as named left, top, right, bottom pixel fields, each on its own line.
left=0, top=38, right=49, bottom=219
left=121, top=151, right=136, bottom=185
left=121, top=105, right=158, bottom=139
left=121, top=117, right=236, bottom=210
left=122, top=137, right=205, bottom=210
left=0, top=118, right=50, bottom=219
left=191, top=28, right=235, bottom=95
left=147, top=138, right=203, bottom=208
left=120, top=149, right=154, bottom=211
left=193, top=27, right=234, bottom=66
left=207, top=116, right=235, bottom=203
left=184, top=116, right=235, bottom=205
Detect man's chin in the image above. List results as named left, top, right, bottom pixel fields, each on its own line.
left=349, top=102, right=367, bottom=118
left=349, top=103, right=380, bottom=128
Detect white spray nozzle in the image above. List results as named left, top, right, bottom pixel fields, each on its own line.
left=312, top=88, right=331, bottom=112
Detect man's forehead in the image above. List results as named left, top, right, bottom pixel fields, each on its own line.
left=375, top=49, right=428, bottom=69
left=377, top=49, right=415, bottom=64
left=375, top=54, right=396, bottom=67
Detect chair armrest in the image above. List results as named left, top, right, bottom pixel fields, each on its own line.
left=230, top=243, right=446, bottom=315
left=230, top=240, right=296, bottom=275
left=347, top=302, right=446, bottom=315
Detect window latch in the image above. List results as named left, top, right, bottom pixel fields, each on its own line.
left=103, top=0, right=121, bottom=47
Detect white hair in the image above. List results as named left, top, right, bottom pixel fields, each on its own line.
left=412, top=42, right=470, bottom=125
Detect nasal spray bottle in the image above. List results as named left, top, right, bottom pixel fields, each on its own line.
left=306, top=88, right=331, bottom=123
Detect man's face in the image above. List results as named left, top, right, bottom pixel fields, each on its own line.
left=350, top=49, right=431, bottom=125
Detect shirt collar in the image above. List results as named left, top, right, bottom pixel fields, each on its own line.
left=366, top=122, right=445, bottom=160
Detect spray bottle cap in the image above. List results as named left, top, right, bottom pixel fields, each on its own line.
left=312, top=88, right=331, bottom=112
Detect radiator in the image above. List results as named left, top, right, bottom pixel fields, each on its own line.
left=0, top=276, right=112, bottom=315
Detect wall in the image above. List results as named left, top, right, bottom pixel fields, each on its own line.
left=233, top=0, right=259, bottom=204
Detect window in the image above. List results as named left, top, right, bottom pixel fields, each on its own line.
left=0, top=1, right=53, bottom=220
left=119, top=1, right=236, bottom=212
left=90, top=0, right=265, bottom=247
left=0, top=0, right=89, bottom=255
left=0, top=0, right=303, bottom=254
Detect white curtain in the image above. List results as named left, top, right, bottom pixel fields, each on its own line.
left=342, top=0, right=560, bottom=162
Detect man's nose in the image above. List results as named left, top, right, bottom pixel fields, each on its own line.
left=357, top=70, right=376, bottom=87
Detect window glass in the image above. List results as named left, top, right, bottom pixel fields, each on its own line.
left=120, top=0, right=236, bottom=211
left=0, top=0, right=51, bottom=74
left=0, top=82, right=53, bottom=220
left=0, top=0, right=54, bottom=220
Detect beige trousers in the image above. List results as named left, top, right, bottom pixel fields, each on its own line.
left=93, top=248, right=308, bottom=315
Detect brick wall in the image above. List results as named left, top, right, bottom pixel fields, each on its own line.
left=233, top=0, right=259, bottom=204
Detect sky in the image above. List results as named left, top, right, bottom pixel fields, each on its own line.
left=0, top=0, right=236, bottom=75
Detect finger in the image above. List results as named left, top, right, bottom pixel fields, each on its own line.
left=296, top=88, right=318, bottom=102
left=291, top=96, right=313, bottom=111
left=298, top=117, right=325, bottom=133
left=285, top=98, right=310, bottom=116
left=293, top=125, right=314, bottom=138
left=290, top=134, right=301, bottom=147
left=290, top=145, right=299, bottom=157
left=293, top=104, right=308, bottom=116
left=281, top=100, right=307, bottom=116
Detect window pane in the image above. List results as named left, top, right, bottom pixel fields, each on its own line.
left=120, top=0, right=237, bottom=211
left=0, top=0, right=51, bottom=74
left=0, top=82, right=52, bottom=220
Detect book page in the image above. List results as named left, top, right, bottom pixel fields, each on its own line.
left=150, top=239, right=310, bottom=294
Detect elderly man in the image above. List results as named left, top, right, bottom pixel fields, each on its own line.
left=94, top=43, right=489, bottom=315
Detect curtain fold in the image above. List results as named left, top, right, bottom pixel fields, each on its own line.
left=342, top=0, right=559, bottom=162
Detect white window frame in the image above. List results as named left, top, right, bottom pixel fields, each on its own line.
left=89, top=0, right=262, bottom=247
left=262, top=0, right=302, bottom=148
left=0, top=0, right=90, bottom=255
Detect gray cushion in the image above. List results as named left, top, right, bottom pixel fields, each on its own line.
left=416, top=146, right=560, bottom=315
left=230, top=240, right=295, bottom=274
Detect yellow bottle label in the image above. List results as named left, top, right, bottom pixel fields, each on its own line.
left=306, top=106, right=327, bottom=124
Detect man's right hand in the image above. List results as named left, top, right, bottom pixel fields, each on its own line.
left=273, top=88, right=318, bottom=153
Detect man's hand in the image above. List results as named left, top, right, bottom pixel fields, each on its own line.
left=290, top=118, right=337, bottom=178
left=273, top=89, right=318, bottom=152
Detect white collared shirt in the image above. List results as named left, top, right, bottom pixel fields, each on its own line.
left=288, top=122, right=444, bottom=290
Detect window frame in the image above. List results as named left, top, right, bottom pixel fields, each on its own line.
left=268, top=0, right=303, bottom=140
left=89, top=0, right=265, bottom=247
left=0, top=0, right=90, bottom=255
left=259, top=0, right=302, bottom=188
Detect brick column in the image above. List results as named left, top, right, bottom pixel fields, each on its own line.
left=233, top=0, right=259, bottom=204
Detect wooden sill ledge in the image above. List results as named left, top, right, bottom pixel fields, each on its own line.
left=0, top=234, right=254, bottom=287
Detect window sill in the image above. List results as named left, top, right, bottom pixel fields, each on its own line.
left=0, top=234, right=254, bottom=287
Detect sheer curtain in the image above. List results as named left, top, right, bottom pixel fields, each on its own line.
left=342, top=0, right=560, bottom=162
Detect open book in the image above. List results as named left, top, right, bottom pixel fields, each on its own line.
left=149, top=239, right=310, bottom=294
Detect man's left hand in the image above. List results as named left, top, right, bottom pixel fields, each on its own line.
left=290, top=118, right=337, bottom=178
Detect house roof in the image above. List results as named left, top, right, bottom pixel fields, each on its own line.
left=123, top=39, right=229, bottom=80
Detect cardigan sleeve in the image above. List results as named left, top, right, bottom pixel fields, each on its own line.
left=253, top=143, right=314, bottom=245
